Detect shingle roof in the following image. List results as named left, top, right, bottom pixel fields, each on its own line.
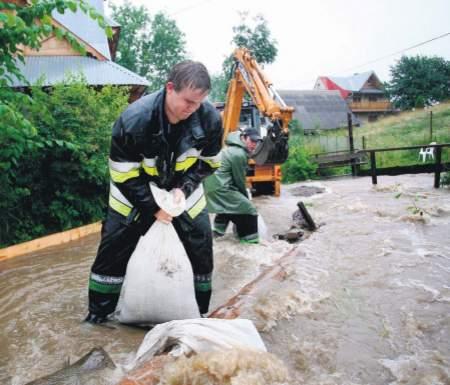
left=52, top=0, right=111, bottom=60
left=278, top=90, right=359, bottom=131
left=10, top=56, right=149, bottom=87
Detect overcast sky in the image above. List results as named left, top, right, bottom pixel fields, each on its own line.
left=107, top=0, right=450, bottom=90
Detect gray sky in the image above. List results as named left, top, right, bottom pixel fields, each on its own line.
left=107, top=0, right=450, bottom=89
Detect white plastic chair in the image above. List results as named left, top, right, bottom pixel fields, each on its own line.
left=419, top=142, right=436, bottom=162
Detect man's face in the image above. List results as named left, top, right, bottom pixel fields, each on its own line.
left=165, top=82, right=209, bottom=123
left=243, top=136, right=259, bottom=153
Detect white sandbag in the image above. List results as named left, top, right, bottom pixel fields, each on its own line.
left=117, top=185, right=200, bottom=324
left=134, top=318, right=267, bottom=364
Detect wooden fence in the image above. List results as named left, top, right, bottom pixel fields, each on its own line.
left=358, top=143, right=450, bottom=188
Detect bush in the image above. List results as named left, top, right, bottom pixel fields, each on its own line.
left=281, top=136, right=317, bottom=183
left=441, top=171, right=450, bottom=187
left=0, top=78, right=129, bottom=247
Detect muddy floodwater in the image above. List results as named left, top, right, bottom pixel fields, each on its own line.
left=1, top=173, right=449, bottom=384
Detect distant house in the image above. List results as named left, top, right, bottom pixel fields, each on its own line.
left=314, top=71, right=392, bottom=122
left=277, top=90, right=359, bottom=133
left=8, top=0, right=149, bottom=101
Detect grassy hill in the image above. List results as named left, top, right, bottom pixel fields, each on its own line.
left=355, top=101, right=450, bottom=149
left=310, top=102, right=450, bottom=167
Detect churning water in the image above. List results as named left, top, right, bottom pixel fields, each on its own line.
left=1, top=173, right=449, bottom=384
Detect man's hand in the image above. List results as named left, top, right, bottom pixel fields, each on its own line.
left=154, top=209, right=173, bottom=224
left=172, top=188, right=185, bottom=204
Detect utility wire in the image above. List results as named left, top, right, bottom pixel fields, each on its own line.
left=295, top=32, right=450, bottom=87
left=339, top=32, right=450, bottom=73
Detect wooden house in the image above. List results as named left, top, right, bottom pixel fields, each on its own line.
left=314, top=71, right=392, bottom=122
left=6, top=0, right=149, bottom=101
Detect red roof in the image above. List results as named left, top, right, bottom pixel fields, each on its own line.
left=319, top=76, right=350, bottom=99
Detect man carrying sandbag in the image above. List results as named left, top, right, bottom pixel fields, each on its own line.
left=204, top=128, right=261, bottom=244
left=85, top=61, right=222, bottom=324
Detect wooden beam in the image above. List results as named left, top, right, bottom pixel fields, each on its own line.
left=0, top=222, right=101, bottom=261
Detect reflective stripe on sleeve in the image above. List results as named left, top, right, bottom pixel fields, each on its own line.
left=142, top=157, right=159, bottom=176
left=109, top=158, right=141, bottom=183
left=186, top=184, right=206, bottom=219
left=109, top=194, right=132, bottom=216
left=108, top=182, right=133, bottom=216
left=199, top=151, right=221, bottom=168
left=175, top=148, right=201, bottom=172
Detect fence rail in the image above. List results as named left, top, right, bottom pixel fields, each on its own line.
left=358, top=143, right=450, bottom=188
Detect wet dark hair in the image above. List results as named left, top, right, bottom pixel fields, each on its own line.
left=167, top=60, right=211, bottom=92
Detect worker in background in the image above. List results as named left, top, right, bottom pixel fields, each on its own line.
left=204, top=128, right=261, bottom=244
left=85, top=61, right=223, bottom=324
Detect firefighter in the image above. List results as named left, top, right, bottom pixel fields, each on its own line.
left=204, top=128, right=261, bottom=243
left=85, top=61, right=222, bottom=324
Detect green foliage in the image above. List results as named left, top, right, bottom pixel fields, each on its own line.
left=386, top=55, right=450, bottom=110
left=231, top=12, right=277, bottom=65
left=288, top=119, right=303, bottom=136
left=211, top=11, right=278, bottom=103
left=209, top=72, right=228, bottom=103
left=441, top=170, right=450, bottom=187
left=110, top=2, right=186, bottom=91
left=145, top=12, right=187, bottom=91
left=109, top=0, right=150, bottom=74
left=0, top=78, right=129, bottom=247
left=281, top=136, right=317, bottom=183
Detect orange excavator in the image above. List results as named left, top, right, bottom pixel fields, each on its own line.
left=219, top=47, right=294, bottom=196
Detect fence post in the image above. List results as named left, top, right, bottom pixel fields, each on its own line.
left=429, top=110, right=433, bottom=142
left=370, top=151, right=377, bottom=185
left=347, top=112, right=356, bottom=176
left=434, top=145, right=442, bottom=188
left=362, top=136, right=366, bottom=150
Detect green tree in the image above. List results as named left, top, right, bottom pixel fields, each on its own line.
left=110, top=2, right=186, bottom=91
left=210, top=12, right=278, bottom=102
left=109, top=0, right=150, bottom=74
left=231, top=12, right=278, bottom=65
left=386, top=55, right=450, bottom=110
left=144, top=12, right=187, bottom=91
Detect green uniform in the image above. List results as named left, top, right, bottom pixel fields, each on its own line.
left=204, top=132, right=258, bottom=243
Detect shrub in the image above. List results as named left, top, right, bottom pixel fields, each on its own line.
left=0, top=78, right=129, bottom=247
left=281, top=136, right=317, bottom=183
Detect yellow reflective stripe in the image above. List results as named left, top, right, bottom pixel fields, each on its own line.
left=175, top=157, right=197, bottom=172
left=187, top=195, right=206, bottom=219
left=142, top=165, right=159, bottom=176
left=109, top=194, right=132, bottom=216
left=110, top=168, right=140, bottom=183
left=203, top=159, right=221, bottom=168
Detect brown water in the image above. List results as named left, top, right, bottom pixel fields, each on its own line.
left=1, top=173, right=449, bottom=384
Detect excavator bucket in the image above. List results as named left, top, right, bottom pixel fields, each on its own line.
left=252, top=124, right=289, bottom=165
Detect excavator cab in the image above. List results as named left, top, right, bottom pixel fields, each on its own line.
left=217, top=101, right=290, bottom=165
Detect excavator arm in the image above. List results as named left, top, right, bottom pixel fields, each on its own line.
left=221, top=48, right=295, bottom=195
left=223, top=47, right=294, bottom=144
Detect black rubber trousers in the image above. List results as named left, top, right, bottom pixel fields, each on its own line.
left=87, top=207, right=213, bottom=318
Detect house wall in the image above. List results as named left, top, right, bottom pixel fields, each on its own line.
left=22, top=35, right=82, bottom=56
